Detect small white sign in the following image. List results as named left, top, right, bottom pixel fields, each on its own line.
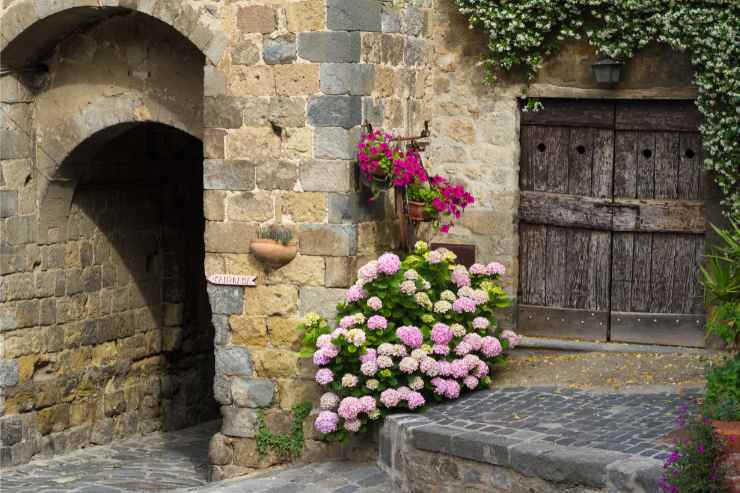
left=207, top=274, right=257, bottom=287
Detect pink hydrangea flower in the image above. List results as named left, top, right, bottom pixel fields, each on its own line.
left=501, top=329, right=522, bottom=348
left=359, top=348, right=377, bottom=364
left=454, top=341, right=472, bottom=357
left=347, top=328, right=366, bottom=347
left=360, top=360, right=378, bottom=376
left=406, top=391, right=425, bottom=410
left=377, top=355, right=393, bottom=368
left=320, top=392, right=340, bottom=410
left=426, top=251, right=443, bottom=264
left=339, top=315, right=357, bottom=329
left=481, top=336, right=503, bottom=357
left=472, top=317, right=490, bottom=330
left=469, top=263, right=487, bottom=275
left=451, top=266, right=471, bottom=287
left=346, top=285, right=368, bottom=303
left=431, top=377, right=447, bottom=395
left=377, top=253, right=401, bottom=275
left=474, top=361, right=490, bottom=378
left=420, top=357, right=439, bottom=377
left=377, top=343, right=394, bottom=355
left=380, top=389, right=402, bottom=407
left=367, top=296, right=382, bottom=311
left=314, top=411, right=338, bottom=434
left=338, top=396, right=362, bottom=420
left=463, top=376, right=479, bottom=390
left=487, top=262, right=506, bottom=276
left=399, top=280, right=417, bottom=295
left=315, top=368, right=333, bottom=385
left=452, top=297, right=476, bottom=313
left=451, top=359, right=469, bottom=378
left=313, top=349, right=333, bottom=366
left=399, top=356, right=419, bottom=374
left=431, top=323, right=453, bottom=345
left=463, top=354, right=481, bottom=371
left=358, top=261, right=379, bottom=282
left=396, top=326, right=423, bottom=348
left=359, top=396, right=377, bottom=413
left=471, top=289, right=489, bottom=305
left=331, top=327, right=348, bottom=339
left=464, top=333, right=483, bottom=351
left=409, top=376, right=424, bottom=390
left=316, top=334, right=333, bottom=347
left=367, top=315, right=388, bottom=330
left=444, top=379, right=461, bottom=399
left=436, top=361, right=452, bottom=377
left=344, top=419, right=361, bottom=432
left=341, top=373, right=359, bottom=388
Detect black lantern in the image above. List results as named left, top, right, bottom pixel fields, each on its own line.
left=591, top=58, right=623, bottom=87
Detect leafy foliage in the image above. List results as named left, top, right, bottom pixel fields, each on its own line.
left=255, top=403, right=312, bottom=461
left=701, top=221, right=740, bottom=349
left=257, top=224, right=294, bottom=246
left=660, top=409, right=728, bottom=493
left=704, top=354, right=740, bottom=421
left=455, top=0, right=740, bottom=216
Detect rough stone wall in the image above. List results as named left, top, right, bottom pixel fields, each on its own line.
left=202, top=0, right=433, bottom=480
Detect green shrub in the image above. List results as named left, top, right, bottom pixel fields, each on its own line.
left=701, top=221, right=740, bottom=349
left=704, top=355, right=740, bottom=421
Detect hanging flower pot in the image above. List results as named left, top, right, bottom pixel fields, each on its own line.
left=250, top=225, right=297, bottom=269
left=359, top=168, right=393, bottom=191
left=407, top=201, right=433, bottom=221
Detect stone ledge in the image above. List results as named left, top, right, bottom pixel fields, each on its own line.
left=381, top=415, right=664, bottom=492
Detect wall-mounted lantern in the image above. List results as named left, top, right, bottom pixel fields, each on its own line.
left=591, top=58, right=623, bottom=87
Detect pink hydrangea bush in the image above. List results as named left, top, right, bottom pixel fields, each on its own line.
left=298, top=242, right=518, bottom=439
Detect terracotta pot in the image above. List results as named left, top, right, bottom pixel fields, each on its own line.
left=250, top=239, right=298, bottom=269
left=407, top=201, right=433, bottom=221
left=359, top=167, right=393, bottom=191
left=712, top=420, right=740, bottom=453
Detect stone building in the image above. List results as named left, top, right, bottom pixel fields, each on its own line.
left=0, top=0, right=715, bottom=480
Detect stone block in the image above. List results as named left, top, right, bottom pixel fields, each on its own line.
left=209, top=433, right=233, bottom=466
left=204, top=190, right=226, bottom=221
left=1, top=159, right=32, bottom=188
left=267, top=255, right=325, bottom=287
left=274, top=65, right=320, bottom=97
left=401, top=7, right=427, bottom=37
left=232, top=378, right=275, bottom=408
left=268, top=317, right=303, bottom=350
left=215, top=346, right=253, bottom=377
left=263, top=34, right=296, bottom=65
left=232, top=437, right=282, bottom=469
left=268, top=97, right=307, bottom=127
left=205, top=222, right=258, bottom=254
left=214, top=375, right=232, bottom=405
left=0, top=416, right=22, bottom=446
left=204, top=65, right=226, bottom=96
left=226, top=127, right=282, bottom=160
left=213, top=315, right=230, bottom=346
left=237, top=5, right=276, bottom=34
left=278, top=192, right=326, bottom=223
left=246, top=285, right=299, bottom=317
left=0, top=305, right=17, bottom=332
left=299, top=286, right=346, bottom=321
left=256, top=160, right=298, bottom=191
left=328, top=192, right=384, bottom=223
left=230, top=316, right=268, bottom=347
left=299, top=159, right=355, bottom=193
left=230, top=66, right=276, bottom=97
left=207, top=284, right=245, bottom=315
left=381, top=8, right=401, bottom=33
left=204, top=160, right=256, bottom=191
left=297, top=32, right=361, bottom=63
left=606, top=457, right=663, bottom=493
left=327, top=0, right=382, bottom=32
left=299, top=224, right=357, bottom=256
left=204, top=96, right=244, bottom=129
left=307, top=96, right=362, bottom=129
left=226, top=192, right=274, bottom=222
left=222, top=406, right=258, bottom=438
left=252, top=348, right=300, bottom=378
left=242, top=98, right=270, bottom=127
left=320, top=63, right=375, bottom=96
left=232, top=36, right=262, bottom=65
left=0, top=191, right=18, bottom=218
left=276, top=377, right=321, bottom=410
left=325, top=256, right=355, bottom=288
left=0, top=130, right=32, bottom=159
left=0, top=359, right=19, bottom=388
left=286, top=0, right=326, bottom=32
left=314, top=127, right=359, bottom=160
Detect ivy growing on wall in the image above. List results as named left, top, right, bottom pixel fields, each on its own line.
left=455, top=0, right=739, bottom=217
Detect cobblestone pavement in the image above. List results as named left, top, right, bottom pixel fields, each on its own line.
left=0, top=421, right=218, bottom=493
left=175, top=461, right=393, bottom=493
left=421, top=386, right=701, bottom=461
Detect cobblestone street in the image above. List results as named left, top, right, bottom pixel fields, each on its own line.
left=0, top=421, right=218, bottom=493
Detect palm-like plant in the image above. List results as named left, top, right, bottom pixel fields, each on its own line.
left=701, top=220, right=740, bottom=349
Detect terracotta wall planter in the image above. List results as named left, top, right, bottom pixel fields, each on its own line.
left=250, top=239, right=298, bottom=269
left=407, top=201, right=433, bottom=222
left=713, top=420, right=740, bottom=453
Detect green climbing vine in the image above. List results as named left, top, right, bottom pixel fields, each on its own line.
left=256, top=403, right=312, bottom=461
left=455, top=0, right=739, bottom=217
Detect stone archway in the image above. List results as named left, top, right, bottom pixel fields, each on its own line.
left=0, top=3, right=224, bottom=466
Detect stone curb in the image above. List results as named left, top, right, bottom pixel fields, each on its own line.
left=384, top=417, right=663, bottom=492
left=519, top=336, right=707, bottom=354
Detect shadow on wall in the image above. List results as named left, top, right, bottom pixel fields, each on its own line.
left=50, top=122, right=217, bottom=443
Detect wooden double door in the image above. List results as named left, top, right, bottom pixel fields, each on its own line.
left=518, top=99, right=707, bottom=347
